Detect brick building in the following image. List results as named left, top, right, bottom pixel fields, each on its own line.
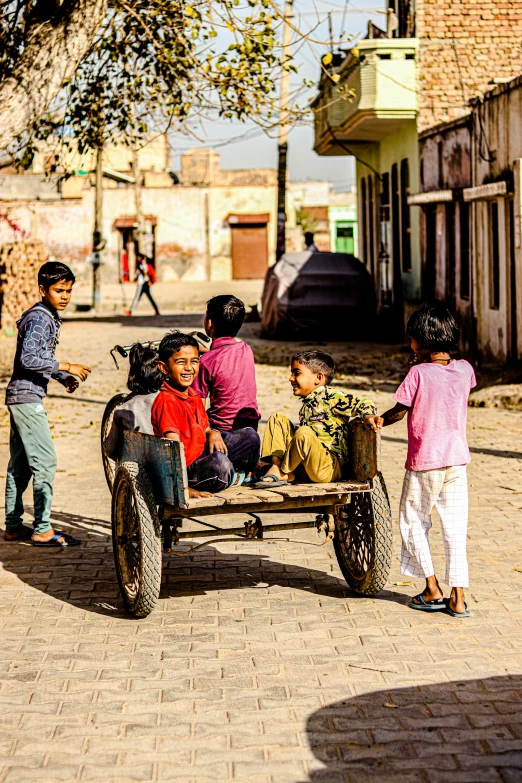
left=313, top=0, right=522, bottom=337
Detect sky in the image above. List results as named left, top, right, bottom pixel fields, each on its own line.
left=168, top=0, right=386, bottom=192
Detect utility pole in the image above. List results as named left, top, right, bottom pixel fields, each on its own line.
left=91, top=146, right=105, bottom=311
left=132, top=147, right=145, bottom=256
left=276, top=0, right=293, bottom=261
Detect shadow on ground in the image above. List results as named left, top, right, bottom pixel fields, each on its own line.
left=0, top=508, right=408, bottom=619
left=304, top=674, right=522, bottom=781
left=63, top=311, right=408, bottom=392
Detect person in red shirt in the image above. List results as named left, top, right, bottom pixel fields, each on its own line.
left=151, top=332, right=260, bottom=497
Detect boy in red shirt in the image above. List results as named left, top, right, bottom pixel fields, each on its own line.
left=151, top=331, right=260, bottom=496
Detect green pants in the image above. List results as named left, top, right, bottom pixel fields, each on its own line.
left=262, top=412, right=342, bottom=483
left=5, top=403, right=57, bottom=535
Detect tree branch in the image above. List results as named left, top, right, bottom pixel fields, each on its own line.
left=0, top=0, right=107, bottom=149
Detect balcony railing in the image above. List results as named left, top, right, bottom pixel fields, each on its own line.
left=313, top=39, right=418, bottom=154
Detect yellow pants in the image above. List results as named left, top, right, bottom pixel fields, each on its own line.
left=262, top=412, right=342, bottom=483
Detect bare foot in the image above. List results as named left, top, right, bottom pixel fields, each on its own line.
left=31, top=528, right=73, bottom=545
left=260, top=463, right=295, bottom=483
left=411, top=576, right=444, bottom=606
left=188, top=488, right=214, bottom=499
left=447, top=587, right=467, bottom=614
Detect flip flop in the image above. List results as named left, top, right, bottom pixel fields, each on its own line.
left=32, top=532, right=81, bottom=548
left=231, top=471, right=246, bottom=487
left=251, top=473, right=292, bottom=489
left=408, top=593, right=447, bottom=612
left=443, top=598, right=470, bottom=618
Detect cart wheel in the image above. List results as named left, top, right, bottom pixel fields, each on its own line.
left=112, top=461, right=162, bottom=618
left=333, top=472, right=392, bottom=595
left=101, top=392, right=129, bottom=491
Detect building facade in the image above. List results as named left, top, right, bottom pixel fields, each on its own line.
left=411, top=77, right=522, bottom=363
left=0, top=144, right=355, bottom=284
left=313, top=0, right=522, bottom=339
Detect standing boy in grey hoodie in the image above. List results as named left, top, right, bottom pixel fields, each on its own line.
left=4, top=262, right=91, bottom=546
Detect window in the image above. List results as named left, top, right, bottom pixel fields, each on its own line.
left=400, top=158, right=412, bottom=272
left=489, top=201, right=500, bottom=309
left=381, top=172, right=390, bottom=208
left=360, top=177, right=367, bottom=265
left=459, top=202, right=470, bottom=300
left=368, top=176, right=375, bottom=276
left=424, top=205, right=437, bottom=301
left=446, top=203, right=456, bottom=310
left=391, top=164, right=401, bottom=279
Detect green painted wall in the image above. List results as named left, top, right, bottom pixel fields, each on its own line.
left=354, top=120, right=421, bottom=303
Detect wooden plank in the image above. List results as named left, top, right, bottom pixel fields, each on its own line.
left=120, top=431, right=189, bottom=507
left=241, top=487, right=284, bottom=503
left=348, top=419, right=380, bottom=481
left=214, top=487, right=263, bottom=506
left=186, top=495, right=227, bottom=509
left=262, top=485, right=327, bottom=498
left=317, top=481, right=370, bottom=493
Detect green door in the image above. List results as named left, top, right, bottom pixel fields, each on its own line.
left=335, top=222, right=355, bottom=254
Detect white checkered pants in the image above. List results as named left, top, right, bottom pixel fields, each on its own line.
left=399, top=465, right=469, bottom=587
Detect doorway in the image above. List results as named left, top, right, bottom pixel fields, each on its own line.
left=335, top=223, right=355, bottom=254
left=228, top=214, right=269, bottom=279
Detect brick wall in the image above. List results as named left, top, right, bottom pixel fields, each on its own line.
left=416, top=0, right=522, bottom=132
left=0, top=241, right=47, bottom=331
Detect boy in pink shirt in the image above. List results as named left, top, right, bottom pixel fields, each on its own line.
left=192, top=295, right=261, bottom=432
left=366, top=304, right=476, bottom=619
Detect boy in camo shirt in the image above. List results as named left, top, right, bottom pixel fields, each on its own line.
left=255, top=350, right=377, bottom=486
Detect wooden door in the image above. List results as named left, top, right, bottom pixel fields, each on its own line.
left=231, top=224, right=268, bottom=279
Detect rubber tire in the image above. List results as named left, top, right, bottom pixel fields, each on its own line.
left=101, top=392, right=129, bottom=492
left=112, top=461, right=162, bottom=618
left=333, top=472, right=393, bottom=595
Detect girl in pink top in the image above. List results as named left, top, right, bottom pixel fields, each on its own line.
left=366, top=304, right=476, bottom=619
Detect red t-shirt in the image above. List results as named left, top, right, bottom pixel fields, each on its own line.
left=151, top=383, right=209, bottom=466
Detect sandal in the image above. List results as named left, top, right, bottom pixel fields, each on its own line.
left=251, top=473, right=292, bottom=489
left=443, top=598, right=470, bottom=618
left=408, top=593, right=447, bottom=612
left=32, top=532, right=81, bottom=548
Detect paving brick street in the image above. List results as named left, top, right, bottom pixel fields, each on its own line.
left=0, top=287, right=522, bottom=782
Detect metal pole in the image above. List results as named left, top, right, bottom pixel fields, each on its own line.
left=132, top=146, right=145, bottom=255
left=92, top=145, right=104, bottom=311
left=203, top=190, right=211, bottom=281
left=276, top=0, right=293, bottom=261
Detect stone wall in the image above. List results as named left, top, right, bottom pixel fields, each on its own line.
left=416, top=0, right=522, bottom=132
left=0, top=240, right=46, bottom=331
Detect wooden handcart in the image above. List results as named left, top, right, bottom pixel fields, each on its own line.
left=102, top=398, right=393, bottom=618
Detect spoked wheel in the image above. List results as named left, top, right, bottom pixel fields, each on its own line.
left=333, top=472, right=392, bottom=595
left=112, top=461, right=162, bottom=618
left=101, top=392, right=129, bottom=491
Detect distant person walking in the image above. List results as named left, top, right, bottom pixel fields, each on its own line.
left=125, top=253, right=160, bottom=316
left=304, top=231, right=319, bottom=252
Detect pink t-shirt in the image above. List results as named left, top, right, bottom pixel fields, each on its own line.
left=192, top=336, right=261, bottom=432
left=394, top=360, right=477, bottom=471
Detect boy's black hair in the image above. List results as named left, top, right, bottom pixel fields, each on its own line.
left=206, top=295, right=245, bottom=338
left=127, top=343, right=163, bottom=394
left=406, top=303, right=460, bottom=352
left=38, top=261, right=75, bottom=289
left=158, top=331, right=199, bottom=363
left=292, top=350, right=335, bottom=384
left=304, top=231, right=315, bottom=245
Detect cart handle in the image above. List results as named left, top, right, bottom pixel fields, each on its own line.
left=109, top=332, right=211, bottom=369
